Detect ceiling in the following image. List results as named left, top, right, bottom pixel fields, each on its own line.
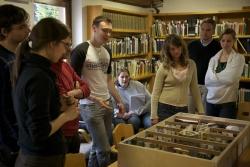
left=105, top=0, right=163, bottom=8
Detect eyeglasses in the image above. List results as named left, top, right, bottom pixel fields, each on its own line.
left=60, top=41, right=72, bottom=49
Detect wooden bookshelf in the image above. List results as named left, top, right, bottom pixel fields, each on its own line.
left=131, top=73, right=155, bottom=80
left=112, top=53, right=147, bottom=60
left=240, top=77, right=250, bottom=83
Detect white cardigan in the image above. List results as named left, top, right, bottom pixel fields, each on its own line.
left=205, top=49, right=245, bottom=104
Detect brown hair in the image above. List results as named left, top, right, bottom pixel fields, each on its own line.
left=161, top=34, right=189, bottom=69
left=0, top=4, right=29, bottom=40
left=92, top=15, right=112, bottom=27
left=12, top=17, right=70, bottom=87
left=114, top=67, right=130, bottom=87
left=200, top=18, right=216, bottom=30
left=219, top=28, right=236, bottom=41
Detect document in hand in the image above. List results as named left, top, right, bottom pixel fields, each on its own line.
left=129, top=94, right=145, bottom=111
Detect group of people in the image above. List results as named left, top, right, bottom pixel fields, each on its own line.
left=151, top=18, right=245, bottom=124
left=0, top=4, right=246, bottom=167
left=0, top=4, right=123, bottom=167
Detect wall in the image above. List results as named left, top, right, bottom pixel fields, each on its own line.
left=83, top=0, right=149, bottom=13
left=1, top=0, right=250, bottom=44
left=156, top=0, right=250, bottom=13
left=72, top=0, right=82, bottom=47
left=0, top=0, right=34, bottom=24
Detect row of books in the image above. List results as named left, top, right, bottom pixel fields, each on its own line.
left=103, top=11, right=147, bottom=30
left=111, top=58, right=160, bottom=79
left=239, top=38, right=250, bottom=53
left=152, top=38, right=165, bottom=53
left=238, top=88, right=250, bottom=103
left=242, top=62, right=250, bottom=78
left=215, top=21, right=247, bottom=36
left=107, top=34, right=149, bottom=57
left=152, top=19, right=249, bottom=37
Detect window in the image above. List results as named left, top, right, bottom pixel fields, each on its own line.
left=34, top=3, right=66, bottom=24
left=33, top=0, right=71, bottom=28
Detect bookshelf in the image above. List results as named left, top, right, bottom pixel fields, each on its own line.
left=150, top=9, right=250, bottom=79
left=150, top=9, right=250, bottom=115
left=84, top=5, right=155, bottom=91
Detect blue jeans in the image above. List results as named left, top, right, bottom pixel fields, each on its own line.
left=206, top=102, right=236, bottom=119
left=80, top=100, right=113, bottom=167
left=113, top=112, right=151, bottom=133
left=157, top=102, right=188, bottom=121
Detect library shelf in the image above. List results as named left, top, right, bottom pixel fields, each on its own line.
left=112, top=29, right=147, bottom=34
left=112, top=54, right=147, bottom=60
left=131, top=73, right=155, bottom=81
left=240, top=77, right=250, bottom=83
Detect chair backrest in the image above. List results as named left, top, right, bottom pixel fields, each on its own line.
left=64, top=153, right=86, bottom=167
left=112, top=123, right=134, bottom=148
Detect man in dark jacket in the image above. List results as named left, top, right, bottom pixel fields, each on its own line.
left=0, top=4, right=29, bottom=167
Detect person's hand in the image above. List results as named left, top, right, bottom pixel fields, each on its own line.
left=97, top=99, right=112, bottom=110
left=63, top=99, right=79, bottom=121
left=60, top=94, right=76, bottom=112
left=151, top=118, right=159, bottom=125
left=117, top=102, right=125, bottom=114
left=122, top=111, right=133, bottom=120
left=67, top=81, right=82, bottom=98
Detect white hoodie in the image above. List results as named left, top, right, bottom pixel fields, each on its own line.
left=205, top=49, right=245, bottom=104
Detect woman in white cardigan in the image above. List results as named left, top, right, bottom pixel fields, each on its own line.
left=205, top=28, right=245, bottom=119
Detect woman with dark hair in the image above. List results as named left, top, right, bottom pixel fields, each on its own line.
left=12, top=18, right=79, bottom=167
left=113, top=68, right=151, bottom=133
left=205, top=28, right=245, bottom=119
left=151, top=34, right=204, bottom=125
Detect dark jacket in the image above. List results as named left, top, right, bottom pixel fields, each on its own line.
left=0, top=45, right=19, bottom=154
left=13, top=53, right=65, bottom=156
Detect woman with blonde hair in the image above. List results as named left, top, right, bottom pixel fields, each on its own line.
left=151, top=34, right=204, bottom=125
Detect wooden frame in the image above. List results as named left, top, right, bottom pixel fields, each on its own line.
left=118, top=113, right=250, bottom=167
left=4, top=0, right=29, bottom=4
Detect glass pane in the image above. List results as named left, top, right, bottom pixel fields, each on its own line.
left=33, top=3, right=66, bottom=24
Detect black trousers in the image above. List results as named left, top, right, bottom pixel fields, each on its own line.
left=15, top=152, right=65, bottom=167
left=0, top=149, right=18, bottom=167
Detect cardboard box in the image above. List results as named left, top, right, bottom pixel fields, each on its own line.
left=118, top=113, right=250, bottom=167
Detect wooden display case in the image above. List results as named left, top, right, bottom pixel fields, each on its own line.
left=118, top=113, right=250, bottom=167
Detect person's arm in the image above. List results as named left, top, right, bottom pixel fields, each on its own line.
left=107, top=74, right=125, bottom=114
left=151, top=64, right=166, bottom=124
left=66, top=62, right=90, bottom=99
left=0, top=63, right=18, bottom=150
left=71, top=43, right=88, bottom=76
left=49, top=102, right=79, bottom=136
left=205, top=54, right=245, bottom=87
left=24, top=75, right=79, bottom=144
left=214, top=54, right=245, bottom=85
left=189, top=60, right=204, bottom=114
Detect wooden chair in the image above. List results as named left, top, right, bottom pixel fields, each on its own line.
left=112, top=123, right=134, bottom=152
left=64, top=153, right=86, bottom=167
